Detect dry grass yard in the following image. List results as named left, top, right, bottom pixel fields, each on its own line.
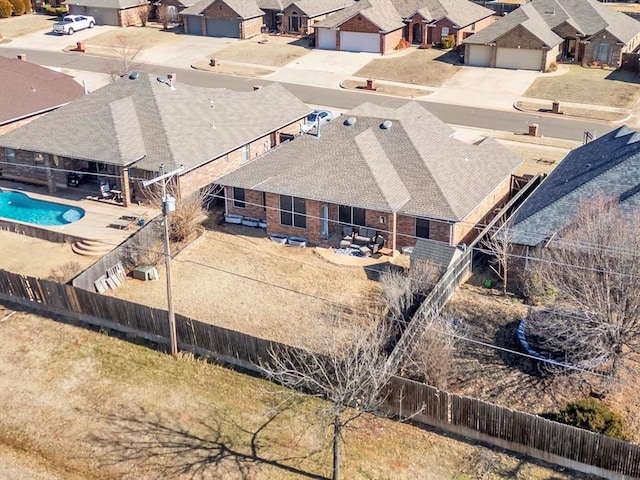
left=341, top=79, right=431, bottom=98
left=211, top=35, right=311, bottom=67
left=0, top=306, right=588, bottom=479
left=0, top=13, right=54, bottom=39
left=0, top=231, right=95, bottom=281
left=444, top=282, right=640, bottom=444
left=524, top=65, right=640, bottom=109
left=70, top=24, right=181, bottom=56
left=109, top=224, right=381, bottom=349
left=355, top=48, right=461, bottom=87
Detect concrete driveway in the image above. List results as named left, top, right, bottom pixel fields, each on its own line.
left=266, top=49, right=380, bottom=88
left=137, top=34, right=237, bottom=70
left=3, top=25, right=119, bottom=52
left=426, top=66, right=541, bottom=110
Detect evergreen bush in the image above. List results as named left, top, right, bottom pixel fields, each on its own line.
left=0, top=0, right=12, bottom=17
left=554, top=398, right=629, bottom=440
left=8, top=0, right=25, bottom=15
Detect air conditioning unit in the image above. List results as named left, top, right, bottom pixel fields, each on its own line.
left=379, top=215, right=387, bottom=224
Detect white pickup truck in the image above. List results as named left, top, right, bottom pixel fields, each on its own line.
left=52, top=15, right=95, bottom=35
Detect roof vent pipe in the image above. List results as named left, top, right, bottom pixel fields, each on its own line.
left=344, top=117, right=357, bottom=126
left=381, top=120, right=393, bottom=129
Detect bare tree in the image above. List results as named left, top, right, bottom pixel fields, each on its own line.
left=528, top=196, right=640, bottom=377
left=481, top=220, right=516, bottom=295
left=262, top=313, right=398, bottom=480
left=105, top=33, right=143, bottom=81
left=380, top=261, right=441, bottom=322
left=156, top=4, right=172, bottom=30
left=138, top=3, right=150, bottom=26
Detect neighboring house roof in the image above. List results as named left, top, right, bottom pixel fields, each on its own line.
left=463, top=2, right=562, bottom=47
left=218, top=102, right=522, bottom=222
left=66, top=0, right=147, bottom=8
left=182, top=0, right=264, bottom=18
left=0, top=57, right=84, bottom=127
left=0, top=74, right=310, bottom=173
left=411, top=238, right=461, bottom=269
left=287, top=0, right=353, bottom=18
left=256, top=0, right=284, bottom=11
left=408, top=0, right=493, bottom=28
left=465, top=0, right=640, bottom=46
left=313, top=0, right=405, bottom=33
left=510, top=126, right=640, bottom=247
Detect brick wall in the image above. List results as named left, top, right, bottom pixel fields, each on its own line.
left=496, top=24, right=545, bottom=50
left=203, top=0, right=240, bottom=20
left=340, top=15, right=379, bottom=33
left=241, top=16, right=263, bottom=39
left=382, top=28, right=403, bottom=53
left=453, top=174, right=512, bottom=246
left=582, top=31, right=629, bottom=67
left=456, top=16, right=493, bottom=45
left=428, top=18, right=458, bottom=45
left=542, top=44, right=560, bottom=71
left=396, top=214, right=452, bottom=249
left=225, top=186, right=266, bottom=219
left=118, top=5, right=149, bottom=26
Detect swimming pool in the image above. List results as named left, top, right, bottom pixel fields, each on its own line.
left=0, top=190, right=85, bottom=226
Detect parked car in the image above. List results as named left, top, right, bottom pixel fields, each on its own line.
left=306, top=109, right=333, bottom=127
left=53, top=15, right=95, bottom=35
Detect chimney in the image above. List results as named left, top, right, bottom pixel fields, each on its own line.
left=17, top=54, right=26, bottom=61
left=167, top=72, right=176, bottom=89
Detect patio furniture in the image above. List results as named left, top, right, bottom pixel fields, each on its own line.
left=288, top=236, right=307, bottom=247
left=269, top=233, right=289, bottom=244
left=353, top=227, right=376, bottom=246
left=242, top=217, right=260, bottom=227
left=225, top=213, right=243, bottom=224
left=339, top=239, right=352, bottom=249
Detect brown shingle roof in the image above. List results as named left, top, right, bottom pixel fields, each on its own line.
left=0, top=57, right=84, bottom=127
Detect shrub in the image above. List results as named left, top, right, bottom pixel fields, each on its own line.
left=520, top=270, right=557, bottom=306
left=395, top=38, right=410, bottom=50
left=438, top=34, right=456, bottom=49
left=8, top=0, right=25, bottom=15
left=0, top=0, right=12, bottom=17
left=547, top=62, right=558, bottom=72
left=21, top=0, right=30, bottom=13
left=554, top=398, right=629, bottom=440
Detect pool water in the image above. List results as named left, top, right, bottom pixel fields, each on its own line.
left=0, top=191, right=85, bottom=226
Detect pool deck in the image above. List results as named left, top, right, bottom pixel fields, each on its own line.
left=0, top=180, right=158, bottom=245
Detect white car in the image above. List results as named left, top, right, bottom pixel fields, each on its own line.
left=52, top=15, right=95, bottom=35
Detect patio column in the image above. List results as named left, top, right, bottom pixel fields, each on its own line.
left=121, top=166, right=130, bottom=207
left=44, top=154, right=56, bottom=193
left=392, top=211, right=397, bottom=252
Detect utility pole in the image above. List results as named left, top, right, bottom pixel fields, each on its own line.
left=142, top=164, right=184, bottom=356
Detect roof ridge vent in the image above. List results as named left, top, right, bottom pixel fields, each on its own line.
left=380, top=119, right=393, bottom=129
left=344, top=117, right=357, bottom=126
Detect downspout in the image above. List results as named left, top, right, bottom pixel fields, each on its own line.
left=392, top=210, right=397, bottom=252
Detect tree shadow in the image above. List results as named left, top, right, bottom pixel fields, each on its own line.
left=605, top=69, right=640, bottom=84
left=88, top=408, right=328, bottom=480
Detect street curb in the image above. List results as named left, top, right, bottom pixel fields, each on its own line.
left=513, top=100, right=630, bottom=123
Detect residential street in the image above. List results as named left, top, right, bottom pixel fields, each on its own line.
left=0, top=46, right=613, bottom=142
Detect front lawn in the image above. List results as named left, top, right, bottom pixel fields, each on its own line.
left=354, top=48, right=462, bottom=87
left=523, top=65, right=640, bottom=108
left=212, top=35, right=311, bottom=67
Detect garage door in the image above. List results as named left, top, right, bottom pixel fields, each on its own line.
left=496, top=48, right=542, bottom=70
left=339, top=32, right=380, bottom=53
left=317, top=28, right=337, bottom=50
left=185, top=15, right=203, bottom=35
left=206, top=19, right=240, bottom=38
left=467, top=45, right=491, bottom=67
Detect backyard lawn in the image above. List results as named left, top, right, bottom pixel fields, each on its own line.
left=211, top=35, right=311, bottom=67
left=109, top=223, right=382, bottom=349
left=354, top=48, right=462, bottom=87
left=0, top=306, right=588, bottom=479
left=524, top=65, right=640, bottom=108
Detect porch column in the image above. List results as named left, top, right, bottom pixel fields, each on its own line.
left=44, top=154, right=56, bottom=193
left=421, top=23, right=427, bottom=48
left=121, top=166, right=131, bottom=207
left=392, top=211, right=397, bottom=252
left=408, top=22, right=414, bottom=44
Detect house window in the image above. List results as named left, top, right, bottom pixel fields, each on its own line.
left=233, top=187, right=245, bottom=208
left=242, top=144, right=250, bottom=162
left=416, top=218, right=430, bottom=239
left=441, top=27, right=449, bottom=38
left=280, top=195, right=306, bottom=228
left=339, top=205, right=366, bottom=226
left=5, top=148, right=15, bottom=164
left=595, top=43, right=609, bottom=63
left=262, top=191, right=267, bottom=211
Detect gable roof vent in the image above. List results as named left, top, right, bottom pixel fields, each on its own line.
left=380, top=120, right=393, bottom=129
left=344, top=116, right=357, bottom=126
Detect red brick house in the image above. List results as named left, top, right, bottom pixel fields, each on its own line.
left=67, top=0, right=151, bottom=26
left=313, top=0, right=493, bottom=54
left=0, top=74, right=310, bottom=207
left=182, top=0, right=264, bottom=38
left=281, top=0, right=352, bottom=35
left=0, top=55, right=84, bottom=136
left=217, top=102, right=523, bottom=251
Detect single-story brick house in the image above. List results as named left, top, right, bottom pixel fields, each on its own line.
left=463, top=0, right=640, bottom=71
left=217, top=102, right=523, bottom=251
left=256, top=0, right=285, bottom=32
left=0, top=73, right=310, bottom=207
left=509, top=125, right=640, bottom=254
left=155, top=0, right=195, bottom=24
left=313, top=0, right=493, bottom=54
left=0, top=55, right=85, bottom=136
left=67, top=0, right=151, bottom=26
left=181, top=0, right=264, bottom=38
left=281, top=0, right=352, bottom=35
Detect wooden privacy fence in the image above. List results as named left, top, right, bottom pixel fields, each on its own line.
left=621, top=53, right=640, bottom=73
left=1, top=269, right=640, bottom=479
left=385, top=376, right=640, bottom=479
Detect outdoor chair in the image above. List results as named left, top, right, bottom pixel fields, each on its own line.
left=353, top=227, right=376, bottom=246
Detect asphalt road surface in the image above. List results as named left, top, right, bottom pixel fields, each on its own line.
left=0, top=48, right=614, bottom=142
